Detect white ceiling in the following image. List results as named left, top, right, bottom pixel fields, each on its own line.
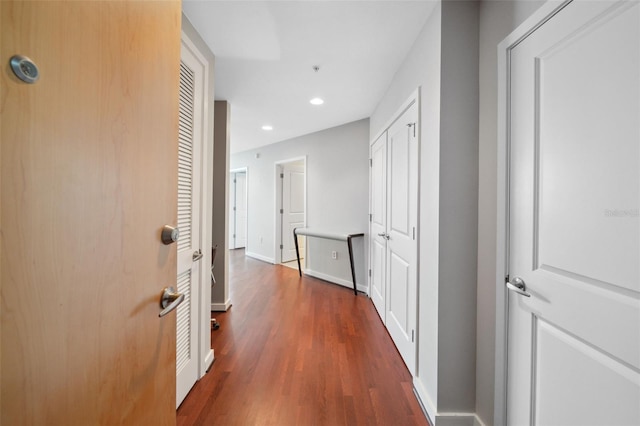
left=182, top=1, right=437, bottom=154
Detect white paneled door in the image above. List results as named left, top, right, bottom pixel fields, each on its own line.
left=176, top=38, right=205, bottom=408
left=370, top=132, right=388, bottom=320
left=385, top=101, right=419, bottom=376
left=229, top=171, right=247, bottom=249
left=281, top=163, right=305, bottom=263
left=506, top=1, right=639, bottom=424
left=369, top=97, right=419, bottom=376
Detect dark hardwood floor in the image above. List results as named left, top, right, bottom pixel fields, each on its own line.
left=177, top=249, right=429, bottom=426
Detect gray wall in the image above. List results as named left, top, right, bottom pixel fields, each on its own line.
left=231, top=119, right=370, bottom=289
left=213, top=101, right=230, bottom=308
left=371, top=1, right=480, bottom=421
left=476, top=1, right=545, bottom=424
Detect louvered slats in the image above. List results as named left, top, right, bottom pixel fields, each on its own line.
left=176, top=269, right=192, bottom=373
left=177, top=61, right=195, bottom=253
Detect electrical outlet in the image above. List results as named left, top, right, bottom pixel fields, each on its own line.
left=331, top=251, right=337, bottom=260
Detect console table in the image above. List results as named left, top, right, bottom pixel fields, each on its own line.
left=293, top=228, right=365, bottom=296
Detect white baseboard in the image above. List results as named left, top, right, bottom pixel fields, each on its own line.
left=210, top=299, right=232, bottom=312
left=434, top=414, right=480, bottom=426
left=201, top=349, right=214, bottom=377
left=412, top=378, right=485, bottom=426
left=245, top=251, right=275, bottom=264
left=413, top=378, right=436, bottom=425
left=304, top=268, right=367, bottom=293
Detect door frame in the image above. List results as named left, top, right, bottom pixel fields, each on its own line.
left=230, top=167, right=248, bottom=250
left=181, top=27, right=215, bottom=380
left=494, top=1, right=572, bottom=424
left=274, top=156, right=307, bottom=265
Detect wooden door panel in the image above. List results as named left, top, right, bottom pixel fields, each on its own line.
left=1, top=1, right=180, bottom=424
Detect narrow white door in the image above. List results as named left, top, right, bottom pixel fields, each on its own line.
left=229, top=172, right=237, bottom=249
left=507, top=1, right=639, bottom=424
left=281, top=164, right=305, bottom=263
left=370, top=132, right=388, bottom=320
left=385, top=101, right=419, bottom=376
left=235, top=172, right=247, bottom=248
left=176, top=40, right=204, bottom=407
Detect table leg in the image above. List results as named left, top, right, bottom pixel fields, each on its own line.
left=347, top=235, right=358, bottom=296
left=293, top=228, right=302, bottom=277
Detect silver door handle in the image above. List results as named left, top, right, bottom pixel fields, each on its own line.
left=506, top=276, right=531, bottom=297
left=193, top=249, right=203, bottom=262
left=159, top=286, right=185, bottom=317
left=377, top=232, right=390, bottom=240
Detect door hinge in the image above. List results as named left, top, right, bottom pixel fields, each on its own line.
left=368, top=269, right=371, bottom=277
left=234, top=179, right=236, bottom=183
left=233, top=234, right=236, bottom=238
left=369, top=158, right=372, bottom=167
left=407, top=122, right=416, bottom=137
left=233, top=206, right=236, bottom=211
left=412, top=226, right=415, bottom=240
left=280, top=208, right=284, bottom=214
left=369, top=213, right=372, bottom=222
left=280, top=244, right=283, bottom=249
left=280, top=173, right=284, bottom=178
left=411, top=330, right=415, bottom=343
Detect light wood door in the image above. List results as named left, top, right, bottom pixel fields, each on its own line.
left=507, top=1, right=639, bottom=423
left=281, top=164, right=305, bottom=263
left=385, top=101, right=419, bottom=376
left=370, top=132, right=387, bottom=320
left=176, top=38, right=204, bottom=408
left=1, top=1, right=180, bottom=424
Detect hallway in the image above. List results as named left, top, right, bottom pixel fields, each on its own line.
left=177, top=249, right=429, bottom=425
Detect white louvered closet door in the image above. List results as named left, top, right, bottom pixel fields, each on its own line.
left=176, top=42, right=204, bottom=407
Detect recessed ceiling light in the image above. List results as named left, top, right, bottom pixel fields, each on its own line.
left=261, top=125, right=273, bottom=131
left=310, top=98, right=324, bottom=105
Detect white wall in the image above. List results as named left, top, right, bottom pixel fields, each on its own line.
left=231, top=119, right=369, bottom=290
left=371, top=3, right=442, bottom=417
left=476, top=1, right=545, bottom=425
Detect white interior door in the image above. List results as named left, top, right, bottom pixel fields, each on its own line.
left=385, top=101, right=419, bottom=376
left=176, top=39, right=204, bottom=408
left=235, top=172, right=247, bottom=248
left=507, top=1, right=639, bottom=424
left=370, top=132, right=388, bottom=321
left=281, top=163, right=305, bottom=263
left=229, top=172, right=237, bottom=249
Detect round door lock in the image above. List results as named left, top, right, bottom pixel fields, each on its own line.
left=10, top=55, right=40, bottom=84
left=161, top=225, right=179, bottom=245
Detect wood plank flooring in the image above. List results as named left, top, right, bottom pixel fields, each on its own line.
left=177, top=249, right=429, bottom=426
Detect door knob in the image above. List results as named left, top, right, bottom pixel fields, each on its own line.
left=506, top=276, right=531, bottom=297
left=159, top=286, right=185, bottom=317
left=161, top=225, right=179, bottom=245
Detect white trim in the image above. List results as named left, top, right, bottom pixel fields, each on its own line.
left=273, top=156, right=307, bottom=265
left=180, top=28, right=213, bottom=384
left=433, top=413, right=480, bottom=426
left=210, top=300, right=232, bottom=312
left=303, top=268, right=367, bottom=294
left=413, top=377, right=436, bottom=425
left=494, top=1, right=572, bottom=425
left=203, top=349, right=214, bottom=374
left=245, top=251, right=275, bottom=264
left=370, top=87, right=421, bottom=146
